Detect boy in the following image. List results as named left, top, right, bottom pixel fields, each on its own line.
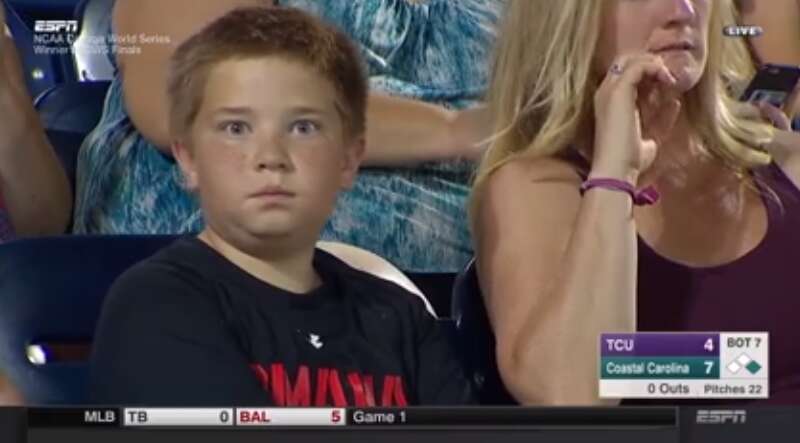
left=89, top=6, right=474, bottom=406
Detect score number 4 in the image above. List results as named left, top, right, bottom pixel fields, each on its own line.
left=703, top=338, right=715, bottom=374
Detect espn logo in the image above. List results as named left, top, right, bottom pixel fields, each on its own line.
left=696, top=409, right=747, bottom=424
left=34, top=20, right=79, bottom=33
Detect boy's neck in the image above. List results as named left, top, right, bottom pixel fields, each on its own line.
left=198, top=229, right=322, bottom=294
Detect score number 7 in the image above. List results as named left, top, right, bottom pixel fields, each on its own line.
left=703, top=338, right=716, bottom=374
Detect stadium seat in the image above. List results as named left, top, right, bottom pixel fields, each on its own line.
left=406, top=273, right=455, bottom=318
left=34, top=80, right=110, bottom=196
left=71, top=0, right=114, bottom=81
left=0, top=235, right=177, bottom=405
left=35, top=80, right=109, bottom=134
left=451, top=259, right=516, bottom=404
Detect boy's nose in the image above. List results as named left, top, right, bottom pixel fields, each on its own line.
left=254, top=140, right=292, bottom=172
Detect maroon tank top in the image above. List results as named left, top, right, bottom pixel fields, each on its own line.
left=636, top=163, right=800, bottom=404
left=563, top=150, right=800, bottom=404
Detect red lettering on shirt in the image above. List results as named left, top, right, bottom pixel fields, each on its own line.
left=381, top=375, right=408, bottom=407
left=327, top=368, right=348, bottom=407
left=286, top=366, right=311, bottom=406
left=347, top=372, right=376, bottom=407
left=250, top=363, right=269, bottom=390
left=314, top=368, right=331, bottom=406
left=270, top=363, right=287, bottom=405
left=250, top=363, right=408, bottom=406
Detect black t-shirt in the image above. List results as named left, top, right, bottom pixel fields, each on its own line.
left=89, top=237, right=474, bottom=406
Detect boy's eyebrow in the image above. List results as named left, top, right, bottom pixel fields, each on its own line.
left=213, top=106, right=256, bottom=116
left=286, top=105, right=329, bottom=116
left=212, top=105, right=333, bottom=116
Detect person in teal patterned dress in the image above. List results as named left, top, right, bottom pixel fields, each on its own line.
left=73, top=0, right=502, bottom=272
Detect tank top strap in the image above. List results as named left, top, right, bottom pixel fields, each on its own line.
left=556, top=147, right=591, bottom=180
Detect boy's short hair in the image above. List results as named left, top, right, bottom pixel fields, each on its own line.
left=167, top=6, right=367, bottom=141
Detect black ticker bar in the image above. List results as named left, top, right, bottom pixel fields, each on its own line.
left=347, top=407, right=677, bottom=428
left=28, top=408, right=121, bottom=428
left=0, top=408, right=26, bottom=443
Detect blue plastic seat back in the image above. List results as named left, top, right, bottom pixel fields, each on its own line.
left=0, top=235, right=178, bottom=405
left=71, top=0, right=114, bottom=81
left=35, top=80, right=110, bottom=197
left=451, top=259, right=516, bottom=404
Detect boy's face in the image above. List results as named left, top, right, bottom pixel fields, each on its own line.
left=174, top=57, right=364, bottom=246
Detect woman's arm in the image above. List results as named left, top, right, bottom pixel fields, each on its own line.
left=363, top=95, right=488, bottom=166
left=738, top=0, right=800, bottom=116
left=0, top=17, right=71, bottom=236
left=475, top=157, right=637, bottom=405
left=114, top=0, right=269, bottom=153
left=474, top=52, right=676, bottom=405
left=115, top=0, right=488, bottom=163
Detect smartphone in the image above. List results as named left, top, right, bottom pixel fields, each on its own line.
left=740, top=63, right=800, bottom=111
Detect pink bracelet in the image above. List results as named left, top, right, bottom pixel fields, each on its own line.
left=580, top=178, right=660, bottom=206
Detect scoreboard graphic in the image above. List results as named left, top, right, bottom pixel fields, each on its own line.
left=27, top=407, right=676, bottom=429
left=599, top=332, right=769, bottom=399
left=121, top=408, right=346, bottom=427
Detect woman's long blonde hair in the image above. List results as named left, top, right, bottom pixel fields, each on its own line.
left=471, top=0, right=775, bottom=224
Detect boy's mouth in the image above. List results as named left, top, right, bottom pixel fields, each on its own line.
left=249, top=186, right=296, bottom=199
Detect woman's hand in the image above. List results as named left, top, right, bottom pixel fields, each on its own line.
left=738, top=100, right=798, bottom=157
left=759, top=102, right=800, bottom=162
left=740, top=100, right=800, bottom=188
left=591, top=53, right=679, bottom=183
left=755, top=101, right=793, bottom=131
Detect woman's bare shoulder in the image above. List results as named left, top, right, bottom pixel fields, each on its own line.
left=475, top=154, right=584, bottom=243
left=485, top=154, right=583, bottom=192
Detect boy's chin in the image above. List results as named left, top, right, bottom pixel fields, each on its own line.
left=237, top=218, right=317, bottom=244
left=242, top=222, right=298, bottom=240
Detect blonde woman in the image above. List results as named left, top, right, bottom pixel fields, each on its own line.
left=472, top=0, right=800, bottom=405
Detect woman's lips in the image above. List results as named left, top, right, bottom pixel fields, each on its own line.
left=651, top=41, right=696, bottom=54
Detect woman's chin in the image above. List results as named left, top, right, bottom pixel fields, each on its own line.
left=667, top=63, right=705, bottom=93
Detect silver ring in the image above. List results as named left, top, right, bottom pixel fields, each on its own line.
left=609, top=63, right=624, bottom=75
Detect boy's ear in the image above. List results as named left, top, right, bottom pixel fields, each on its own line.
left=172, top=140, right=199, bottom=191
left=340, top=135, right=365, bottom=189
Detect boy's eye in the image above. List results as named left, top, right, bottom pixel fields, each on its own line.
left=221, top=121, right=251, bottom=136
left=290, top=120, right=320, bottom=135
